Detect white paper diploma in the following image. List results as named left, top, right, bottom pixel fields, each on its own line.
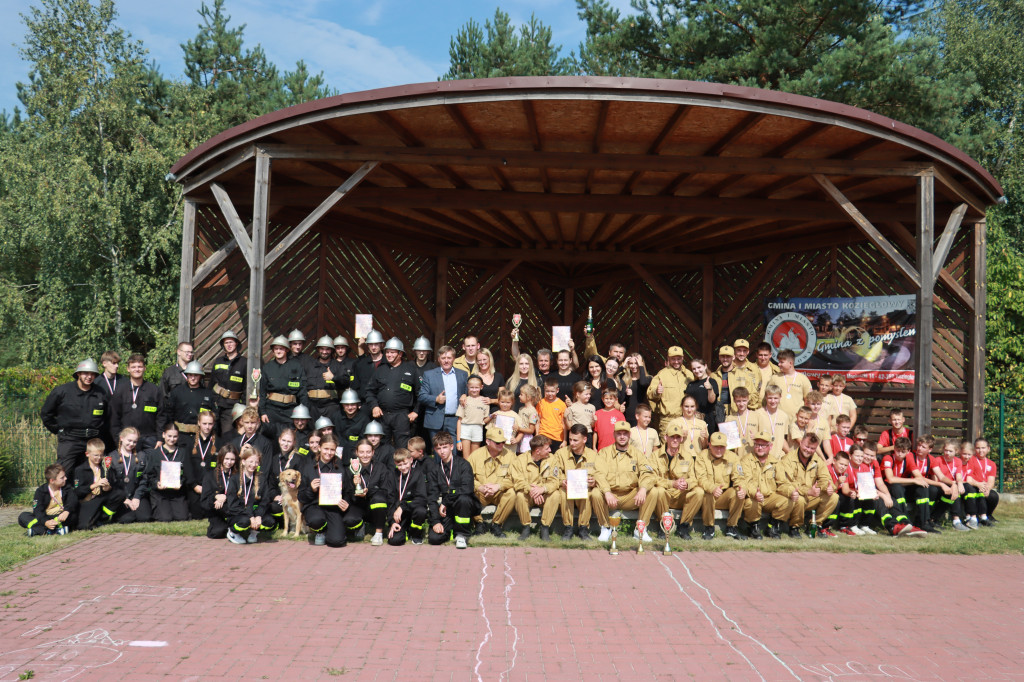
left=519, top=433, right=532, bottom=454
left=856, top=472, right=877, bottom=500
left=159, top=460, right=181, bottom=489
left=494, top=415, right=515, bottom=443
left=566, top=469, right=588, bottom=500
left=551, top=326, right=571, bottom=353
left=717, top=421, right=742, bottom=450
left=319, top=473, right=343, bottom=505
left=355, top=314, right=373, bottom=339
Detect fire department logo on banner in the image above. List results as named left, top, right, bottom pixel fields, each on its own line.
left=765, top=311, right=816, bottom=365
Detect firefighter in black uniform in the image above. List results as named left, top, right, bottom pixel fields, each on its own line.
left=210, top=330, right=247, bottom=438
left=288, top=329, right=318, bottom=380
left=426, top=431, right=479, bottom=548
left=333, top=335, right=359, bottom=395
left=41, top=359, right=108, bottom=480
left=387, top=448, right=428, bottom=546
left=353, top=330, right=386, bottom=401
left=300, top=437, right=354, bottom=548
left=308, top=335, right=348, bottom=426
left=159, top=341, right=194, bottom=398
left=110, top=353, right=162, bottom=450
left=335, top=389, right=369, bottom=463
left=108, top=427, right=151, bottom=524
left=159, top=361, right=217, bottom=454
left=365, top=337, right=419, bottom=449
left=260, top=335, right=308, bottom=431
left=73, top=439, right=127, bottom=529
left=411, top=336, right=437, bottom=442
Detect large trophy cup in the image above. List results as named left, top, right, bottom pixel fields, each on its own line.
left=635, top=519, right=646, bottom=555
left=661, top=512, right=675, bottom=555
left=512, top=313, right=522, bottom=342
left=351, top=460, right=366, bottom=497
left=608, top=512, right=621, bottom=555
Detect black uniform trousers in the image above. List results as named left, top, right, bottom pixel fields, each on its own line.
left=56, top=437, right=90, bottom=482
left=230, top=514, right=277, bottom=534
left=78, top=490, right=127, bottom=530
left=428, top=494, right=477, bottom=545
left=963, top=484, right=999, bottom=517
left=902, top=483, right=937, bottom=526
left=151, top=489, right=189, bottom=522
left=880, top=484, right=912, bottom=529
left=345, top=495, right=387, bottom=534
left=207, top=514, right=230, bottom=539
left=20, top=511, right=77, bottom=535
left=380, top=410, right=413, bottom=449
left=114, top=497, right=152, bottom=524
left=215, top=397, right=240, bottom=439
left=303, top=504, right=348, bottom=547
left=933, top=491, right=965, bottom=522
left=309, top=399, right=342, bottom=426
left=264, top=403, right=295, bottom=432
left=387, top=502, right=427, bottom=546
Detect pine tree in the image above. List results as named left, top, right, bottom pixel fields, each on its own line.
left=443, top=8, right=574, bottom=80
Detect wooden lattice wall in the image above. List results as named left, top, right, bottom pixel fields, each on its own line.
left=190, top=212, right=975, bottom=441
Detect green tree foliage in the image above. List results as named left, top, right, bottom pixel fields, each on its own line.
left=575, top=0, right=973, bottom=138
left=443, top=8, right=574, bottom=79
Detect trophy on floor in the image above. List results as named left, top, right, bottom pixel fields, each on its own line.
left=512, top=313, right=522, bottom=342
left=635, top=519, right=646, bottom=555
left=661, top=512, right=675, bottom=555
left=608, top=512, right=621, bottom=556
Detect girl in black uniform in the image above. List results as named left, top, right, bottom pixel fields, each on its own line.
left=146, top=423, right=194, bottom=522
left=201, top=444, right=238, bottom=539
left=188, top=411, right=218, bottom=519
left=346, top=438, right=393, bottom=545
left=226, top=444, right=277, bottom=543
left=109, top=427, right=151, bottom=524
left=300, top=436, right=354, bottom=547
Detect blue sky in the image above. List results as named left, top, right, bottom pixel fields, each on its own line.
left=0, top=0, right=634, bottom=116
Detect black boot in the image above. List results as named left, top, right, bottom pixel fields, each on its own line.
left=474, top=521, right=490, bottom=536
left=675, top=522, right=692, bottom=541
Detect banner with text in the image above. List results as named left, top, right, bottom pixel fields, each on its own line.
left=763, top=296, right=916, bottom=384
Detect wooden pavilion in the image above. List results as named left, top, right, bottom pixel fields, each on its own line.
left=168, top=77, right=1003, bottom=439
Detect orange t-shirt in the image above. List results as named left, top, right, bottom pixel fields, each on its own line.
left=536, top=397, right=567, bottom=441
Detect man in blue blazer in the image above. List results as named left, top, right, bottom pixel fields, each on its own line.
left=419, top=345, right=468, bottom=450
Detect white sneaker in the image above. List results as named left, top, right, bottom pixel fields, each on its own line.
left=849, top=526, right=865, bottom=536
left=455, top=535, right=468, bottom=549
left=314, top=532, right=326, bottom=546
left=55, top=526, right=69, bottom=536
left=371, top=532, right=383, bottom=546
left=953, top=519, right=970, bottom=532
left=598, top=526, right=612, bottom=542
left=633, top=529, right=653, bottom=542
left=247, top=530, right=258, bottom=544
left=859, top=526, right=877, bottom=535
left=966, top=518, right=979, bottom=529
left=227, top=530, right=247, bottom=544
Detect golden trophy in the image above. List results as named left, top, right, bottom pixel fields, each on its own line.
left=635, top=519, right=646, bottom=555
left=608, top=512, right=621, bottom=555
left=350, top=460, right=366, bottom=497
left=661, top=512, right=675, bottom=555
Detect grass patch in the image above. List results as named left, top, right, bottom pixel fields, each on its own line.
left=1, top=502, right=1020, bottom=574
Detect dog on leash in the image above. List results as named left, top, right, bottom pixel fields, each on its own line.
left=279, top=468, right=305, bottom=537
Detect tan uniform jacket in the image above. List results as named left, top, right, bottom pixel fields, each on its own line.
left=594, top=445, right=642, bottom=495
left=695, top=449, right=740, bottom=493
left=724, top=410, right=769, bottom=459
left=766, top=372, right=813, bottom=418
left=646, top=367, right=696, bottom=419
left=737, top=454, right=779, bottom=498
left=712, top=364, right=762, bottom=416
left=775, top=451, right=832, bottom=498
left=755, top=407, right=792, bottom=459
left=510, top=453, right=560, bottom=496
left=467, top=445, right=516, bottom=493
left=639, top=448, right=698, bottom=492
left=552, top=445, right=599, bottom=485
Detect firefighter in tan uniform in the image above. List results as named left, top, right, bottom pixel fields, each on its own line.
left=553, top=424, right=599, bottom=541
left=646, top=346, right=695, bottom=437
left=638, top=422, right=704, bottom=541
left=712, top=345, right=761, bottom=417
left=736, top=430, right=786, bottom=539
left=590, top=421, right=658, bottom=542
left=773, top=433, right=838, bottom=538
left=510, top=435, right=564, bottom=542
left=755, top=384, right=792, bottom=460
left=467, top=426, right=518, bottom=538
left=695, top=431, right=749, bottom=540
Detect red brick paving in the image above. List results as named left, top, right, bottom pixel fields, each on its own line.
left=0, top=535, right=1021, bottom=681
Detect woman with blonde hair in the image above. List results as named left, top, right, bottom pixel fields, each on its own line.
left=225, top=444, right=277, bottom=544
left=505, top=353, right=538, bottom=411
left=473, top=348, right=505, bottom=412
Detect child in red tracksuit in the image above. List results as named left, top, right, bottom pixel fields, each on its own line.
left=963, top=437, right=999, bottom=527
left=929, top=439, right=969, bottom=531
left=879, top=438, right=927, bottom=537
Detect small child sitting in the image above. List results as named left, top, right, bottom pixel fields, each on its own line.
left=20, top=463, right=78, bottom=536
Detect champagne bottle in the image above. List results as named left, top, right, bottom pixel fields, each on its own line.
left=585, top=306, right=594, bottom=335
left=809, top=510, right=818, bottom=538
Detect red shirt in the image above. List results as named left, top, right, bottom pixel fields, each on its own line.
left=594, top=409, right=626, bottom=451
left=966, top=456, right=997, bottom=484
left=912, top=452, right=931, bottom=477
left=930, top=456, right=960, bottom=482
left=830, top=434, right=854, bottom=455
left=827, top=463, right=847, bottom=491
left=878, top=427, right=914, bottom=449
left=881, top=453, right=918, bottom=480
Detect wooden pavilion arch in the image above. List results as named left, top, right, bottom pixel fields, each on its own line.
left=169, top=77, right=1003, bottom=440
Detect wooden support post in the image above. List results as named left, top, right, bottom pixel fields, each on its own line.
left=968, top=220, right=987, bottom=439
left=434, top=256, right=448, bottom=352
left=246, top=154, right=271, bottom=397
left=914, top=175, right=935, bottom=435
left=210, top=183, right=254, bottom=266
left=932, top=203, right=968, bottom=280
left=702, top=263, right=714, bottom=361
left=177, top=200, right=197, bottom=343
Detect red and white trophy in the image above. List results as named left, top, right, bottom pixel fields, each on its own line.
left=512, top=313, right=522, bottom=342
left=635, top=519, right=646, bottom=554
left=661, top=511, right=675, bottom=555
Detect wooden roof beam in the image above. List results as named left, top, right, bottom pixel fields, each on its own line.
left=439, top=246, right=704, bottom=268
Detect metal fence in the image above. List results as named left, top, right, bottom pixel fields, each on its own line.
left=985, top=393, right=1024, bottom=492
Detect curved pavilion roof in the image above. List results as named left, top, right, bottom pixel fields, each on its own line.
left=170, top=76, right=1001, bottom=270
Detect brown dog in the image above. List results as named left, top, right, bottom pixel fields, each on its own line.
left=279, top=468, right=305, bottom=537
